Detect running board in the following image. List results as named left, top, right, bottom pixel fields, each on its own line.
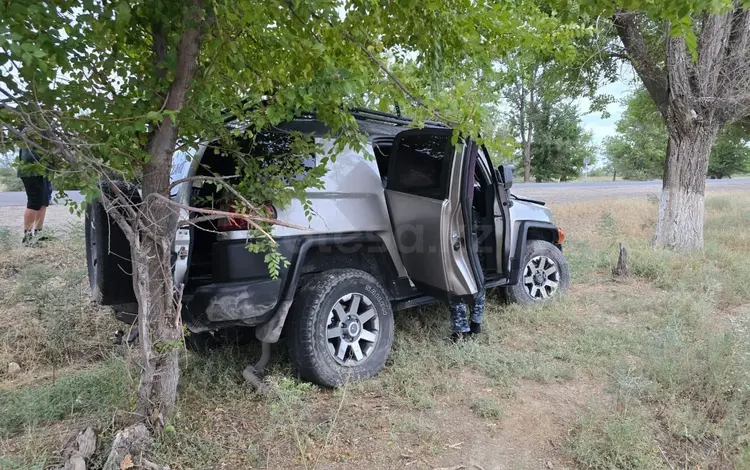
left=391, top=277, right=508, bottom=312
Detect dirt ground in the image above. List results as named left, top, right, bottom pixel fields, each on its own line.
left=0, top=205, right=81, bottom=234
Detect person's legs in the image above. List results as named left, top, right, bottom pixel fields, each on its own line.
left=35, top=178, right=52, bottom=230
left=23, top=208, right=38, bottom=231
left=21, top=176, right=44, bottom=242
left=34, top=206, right=48, bottom=230
left=469, top=288, right=486, bottom=334
left=450, top=300, right=471, bottom=337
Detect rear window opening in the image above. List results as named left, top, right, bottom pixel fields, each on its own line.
left=185, top=131, right=314, bottom=290
left=372, top=139, right=392, bottom=186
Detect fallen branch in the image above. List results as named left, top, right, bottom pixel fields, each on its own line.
left=56, top=427, right=96, bottom=470
left=103, top=423, right=152, bottom=470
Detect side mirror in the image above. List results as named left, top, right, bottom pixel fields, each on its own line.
left=498, top=164, right=514, bottom=190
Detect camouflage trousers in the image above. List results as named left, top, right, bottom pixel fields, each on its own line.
left=449, top=289, right=486, bottom=333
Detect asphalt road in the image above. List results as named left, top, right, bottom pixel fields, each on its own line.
left=0, top=178, right=748, bottom=207
left=511, top=178, right=750, bottom=204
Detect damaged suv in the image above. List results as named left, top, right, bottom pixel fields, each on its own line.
left=86, top=108, right=569, bottom=387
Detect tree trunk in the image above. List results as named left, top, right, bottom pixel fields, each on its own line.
left=523, top=84, right=536, bottom=183
left=523, top=137, right=532, bottom=183
left=129, top=0, right=205, bottom=425
left=131, top=183, right=181, bottom=424
left=653, top=123, right=718, bottom=250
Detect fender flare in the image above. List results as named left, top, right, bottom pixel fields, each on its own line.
left=509, top=221, right=561, bottom=284
left=255, top=232, right=399, bottom=343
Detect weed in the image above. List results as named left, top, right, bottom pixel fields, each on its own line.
left=0, top=359, right=132, bottom=437
left=0, top=233, right=117, bottom=374
left=568, top=408, right=665, bottom=470
left=0, top=226, right=14, bottom=248
left=597, top=211, right=618, bottom=240
left=705, top=196, right=733, bottom=212
left=470, top=396, right=505, bottom=420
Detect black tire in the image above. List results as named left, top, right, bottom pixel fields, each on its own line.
left=504, top=239, right=570, bottom=305
left=287, top=269, right=394, bottom=388
left=85, top=182, right=140, bottom=305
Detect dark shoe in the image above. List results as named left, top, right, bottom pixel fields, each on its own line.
left=34, top=229, right=53, bottom=242
left=449, top=331, right=479, bottom=343
left=22, top=231, right=32, bottom=245
left=449, top=332, right=465, bottom=343
left=126, top=329, right=139, bottom=344
left=470, top=322, right=482, bottom=335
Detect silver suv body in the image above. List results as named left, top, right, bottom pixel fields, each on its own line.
left=88, top=108, right=568, bottom=387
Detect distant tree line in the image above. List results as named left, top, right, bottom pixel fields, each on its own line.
left=604, top=87, right=750, bottom=180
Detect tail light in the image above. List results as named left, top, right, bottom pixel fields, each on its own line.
left=263, top=202, right=277, bottom=219
left=216, top=202, right=277, bottom=231
left=217, top=204, right=248, bottom=231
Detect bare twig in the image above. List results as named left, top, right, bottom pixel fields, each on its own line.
left=657, top=444, right=676, bottom=470
left=168, top=174, right=240, bottom=189
left=147, top=193, right=308, bottom=248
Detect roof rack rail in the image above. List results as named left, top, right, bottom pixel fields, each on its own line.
left=348, top=107, right=449, bottom=128
left=221, top=100, right=449, bottom=129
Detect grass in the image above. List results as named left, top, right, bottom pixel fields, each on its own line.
left=0, top=222, right=118, bottom=374
left=0, top=359, right=132, bottom=437
left=1, top=189, right=750, bottom=469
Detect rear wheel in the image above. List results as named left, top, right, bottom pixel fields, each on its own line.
left=287, top=269, right=394, bottom=387
left=85, top=182, right=140, bottom=305
left=505, top=239, right=569, bottom=305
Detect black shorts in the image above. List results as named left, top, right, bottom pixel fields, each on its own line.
left=21, top=176, right=52, bottom=210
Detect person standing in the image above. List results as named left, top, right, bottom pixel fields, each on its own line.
left=17, top=145, right=52, bottom=244
left=450, top=288, right=485, bottom=341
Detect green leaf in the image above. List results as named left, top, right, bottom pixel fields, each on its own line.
left=684, top=30, right=698, bottom=62
left=145, top=111, right=162, bottom=121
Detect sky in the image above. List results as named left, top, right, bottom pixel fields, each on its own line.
left=577, top=65, right=637, bottom=162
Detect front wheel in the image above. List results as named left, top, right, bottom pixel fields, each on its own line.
left=504, top=240, right=570, bottom=305
left=287, top=269, right=394, bottom=387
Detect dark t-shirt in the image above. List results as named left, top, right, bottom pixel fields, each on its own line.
left=17, top=148, right=41, bottom=178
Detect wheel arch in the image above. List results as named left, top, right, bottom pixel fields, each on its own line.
left=255, top=232, right=401, bottom=343
left=509, top=221, right=562, bottom=285
left=285, top=233, right=400, bottom=299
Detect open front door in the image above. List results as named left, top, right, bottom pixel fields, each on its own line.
left=384, top=129, right=480, bottom=301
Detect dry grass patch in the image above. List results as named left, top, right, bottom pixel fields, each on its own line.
left=3, top=192, right=750, bottom=469
left=0, top=223, right=119, bottom=380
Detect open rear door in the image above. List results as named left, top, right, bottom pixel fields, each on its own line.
left=384, top=129, right=481, bottom=301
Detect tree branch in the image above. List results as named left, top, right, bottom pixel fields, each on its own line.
left=698, top=11, right=732, bottom=101
left=169, top=174, right=239, bottom=190
left=612, top=11, right=669, bottom=116
left=718, top=7, right=750, bottom=122
left=666, top=33, right=697, bottom=126
left=147, top=192, right=309, bottom=231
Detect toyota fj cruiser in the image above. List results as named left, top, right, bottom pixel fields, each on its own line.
left=86, top=108, right=569, bottom=387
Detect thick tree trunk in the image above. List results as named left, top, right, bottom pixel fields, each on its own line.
left=653, top=124, right=718, bottom=250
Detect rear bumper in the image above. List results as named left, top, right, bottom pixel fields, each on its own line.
left=185, top=279, right=281, bottom=326
left=111, top=278, right=280, bottom=329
